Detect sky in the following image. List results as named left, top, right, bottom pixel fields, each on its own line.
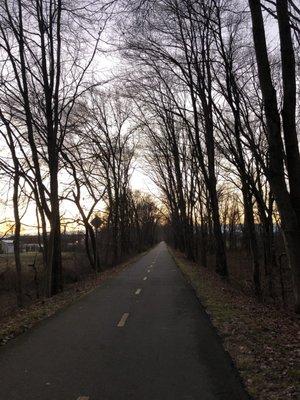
left=0, top=43, right=159, bottom=236
left=0, top=164, right=157, bottom=236
left=0, top=2, right=281, bottom=236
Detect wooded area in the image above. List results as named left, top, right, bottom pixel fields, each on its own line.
left=0, top=0, right=299, bottom=314
left=0, top=0, right=160, bottom=309
left=120, top=0, right=300, bottom=312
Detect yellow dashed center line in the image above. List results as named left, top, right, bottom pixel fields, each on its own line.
left=117, top=313, right=130, bottom=327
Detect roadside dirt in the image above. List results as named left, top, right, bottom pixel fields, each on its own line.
left=170, top=248, right=299, bottom=400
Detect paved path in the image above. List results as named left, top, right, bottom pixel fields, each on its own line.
left=0, top=242, right=249, bottom=400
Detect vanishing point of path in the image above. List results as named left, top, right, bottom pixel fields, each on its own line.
left=0, top=242, right=249, bottom=400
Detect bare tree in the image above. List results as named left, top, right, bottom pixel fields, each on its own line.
left=0, top=0, right=113, bottom=296
left=248, top=0, right=300, bottom=312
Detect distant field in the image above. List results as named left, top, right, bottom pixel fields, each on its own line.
left=0, top=252, right=81, bottom=270
left=0, top=252, right=42, bottom=269
left=0, top=251, right=91, bottom=319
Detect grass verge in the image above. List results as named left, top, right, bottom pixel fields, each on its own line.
left=169, top=247, right=299, bottom=400
left=0, top=250, right=148, bottom=346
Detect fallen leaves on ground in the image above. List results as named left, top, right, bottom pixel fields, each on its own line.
left=170, top=248, right=299, bottom=400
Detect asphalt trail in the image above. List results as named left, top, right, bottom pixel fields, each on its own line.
left=0, top=242, right=249, bottom=400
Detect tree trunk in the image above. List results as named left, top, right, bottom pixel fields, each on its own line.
left=84, top=224, right=98, bottom=270
left=276, top=0, right=300, bottom=223
left=46, top=166, right=62, bottom=297
left=13, top=165, right=23, bottom=307
left=199, top=210, right=208, bottom=268
left=209, top=181, right=228, bottom=277
left=242, top=187, right=261, bottom=298
left=249, top=0, right=300, bottom=312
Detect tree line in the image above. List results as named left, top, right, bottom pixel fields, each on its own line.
left=0, top=0, right=159, bottom=307
left=0, top=0, right=299, bottom=314
left=119, top=0, right=300, bottom=312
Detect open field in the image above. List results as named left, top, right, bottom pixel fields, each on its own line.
left=0, top=251, right=90, bottom=319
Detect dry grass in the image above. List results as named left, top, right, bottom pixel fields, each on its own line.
left=169, top=247, right=299, bottom=400
left=0, top=251, right=91, bottom=319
